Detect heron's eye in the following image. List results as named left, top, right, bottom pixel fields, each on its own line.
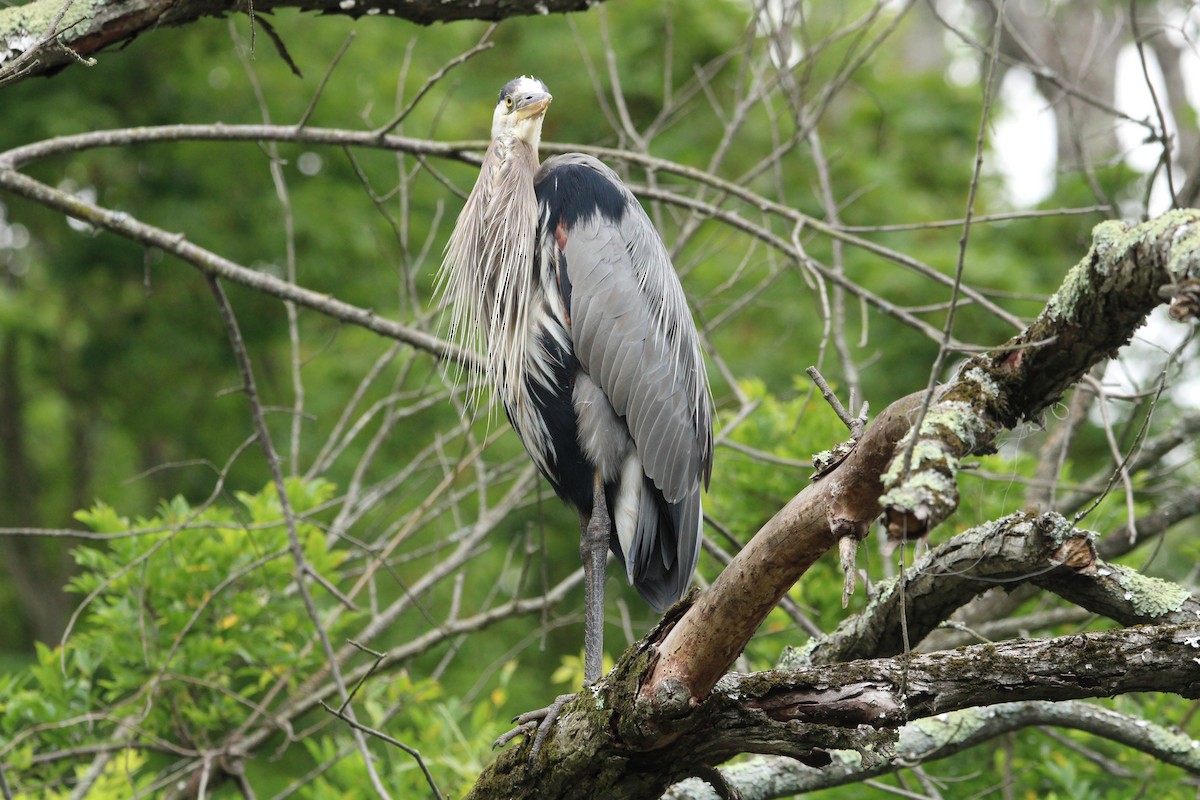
left=504, top=95, right=514, bottom=110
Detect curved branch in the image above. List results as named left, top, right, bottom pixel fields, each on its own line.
left=663, top=699, right=1200, bottom=799
left=788, top=510, right=1200, bottom=668
left=0, top=167, right=471, bottom=368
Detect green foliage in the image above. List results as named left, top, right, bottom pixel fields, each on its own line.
left=1, top=0, right=1196, bottom=795
left=2, top=482, right=339, bottom=786
left=13, top=752, right=153, bottom=800
left=0, top=479, right=520, bottom=796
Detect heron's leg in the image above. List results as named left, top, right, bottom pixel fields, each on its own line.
left=492, top=475, right=611, bottom=762
left=581, top=472, right=610, bottom=685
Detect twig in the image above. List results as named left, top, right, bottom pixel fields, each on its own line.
left=297, top=32, right=356, bottom=130
left=371, top=25, right=497, bottom=138
left=805, top=365, right=858, bottom=435
left=897, top=0, right=1006, bottom=482
left=1080, top=375, right=1140, bottom=544
left=320, top=702, right=444, bottom=800
left=206, top=275, right=393, bottom=799
left=343, top=640, right=388, bottom=711
left=1128, top=0, right=1178, bottom=212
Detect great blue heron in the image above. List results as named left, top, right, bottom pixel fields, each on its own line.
left=439, top=75, right=713, bottom=741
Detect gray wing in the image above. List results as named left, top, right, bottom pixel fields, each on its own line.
left=538, top=154, right=712, bottom=608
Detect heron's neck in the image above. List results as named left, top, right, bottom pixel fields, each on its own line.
left=495, top=131, right=541, bottom=167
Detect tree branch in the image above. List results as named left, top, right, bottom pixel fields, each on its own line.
left=787, top=509, right=1200, bottom=668
left=663, top=699, right=1200, bottom=799
left=0, top=0, right=602, bottom=87
left=0, top=167, right=470, bottom=368
left=470, top=622, right=1200, bottom=799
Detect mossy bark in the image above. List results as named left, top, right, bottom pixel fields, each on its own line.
left=881, top=210, right=1200, bottom=537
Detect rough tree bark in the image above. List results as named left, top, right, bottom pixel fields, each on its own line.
left=466, top=210, right=1200, bottom=799
left=0, top=0, right=602, bottom=86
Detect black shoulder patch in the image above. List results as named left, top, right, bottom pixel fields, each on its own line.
left=536, top=161, right=628, bottom=233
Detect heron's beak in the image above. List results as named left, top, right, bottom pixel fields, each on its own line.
left=516, top=91, right=552, bottom=120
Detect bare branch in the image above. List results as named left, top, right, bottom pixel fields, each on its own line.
left=207, top=275, right=395, bottom=798
left=663, top=700, right=1200, bottom=799
left=0, top=167, right=469, bottom=367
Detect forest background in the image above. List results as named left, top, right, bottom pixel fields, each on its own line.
left=1, top=0, right=1199, bottom=797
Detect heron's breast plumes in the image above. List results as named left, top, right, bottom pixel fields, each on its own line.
left=437, top=136, right=542, bottom=415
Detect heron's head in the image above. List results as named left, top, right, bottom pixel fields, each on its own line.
left=492, top=76, right=552, bottom=148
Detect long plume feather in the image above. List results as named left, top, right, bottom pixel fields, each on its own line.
left=437, top=136, right=541, bottom=419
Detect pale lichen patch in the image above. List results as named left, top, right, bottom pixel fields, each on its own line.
left=879, top=470, right=956, bottom=518
left=879, top=402, right=984, bottom=514
left=962, top=366, right=1000, bottom=400
left=920, top=401, right=986, bottom=440
left=1165, top=219, right=1200, bottom=281
left=1110, top=564, right=1190, bottom=617
left=1046, top=220, right=1130, bottom=320
left=1147, top=720, right=1199, bottom=757
left=0, top=0, right=99, bottom=65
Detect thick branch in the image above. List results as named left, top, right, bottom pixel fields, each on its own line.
left=725, top=622, right=1200, bottom=726
left=0, top=0, right=601, bottom=87
left=640, top=391, right=926, bottom=718
left=788, top=510, right=1200, bottom=668
left=471, top=622, right=1200, bottom=799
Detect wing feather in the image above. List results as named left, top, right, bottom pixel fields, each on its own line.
left=536, top=153, right=712, bottom=610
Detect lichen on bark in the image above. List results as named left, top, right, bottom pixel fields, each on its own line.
left=877, top=211, right=1200, bottom=540
left=0, top=0, right=97, bottom=66
left=1107, top=563, right=1192, bottom=617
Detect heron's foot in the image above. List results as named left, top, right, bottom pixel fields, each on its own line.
left=492, top=692, right=577, bottom=764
